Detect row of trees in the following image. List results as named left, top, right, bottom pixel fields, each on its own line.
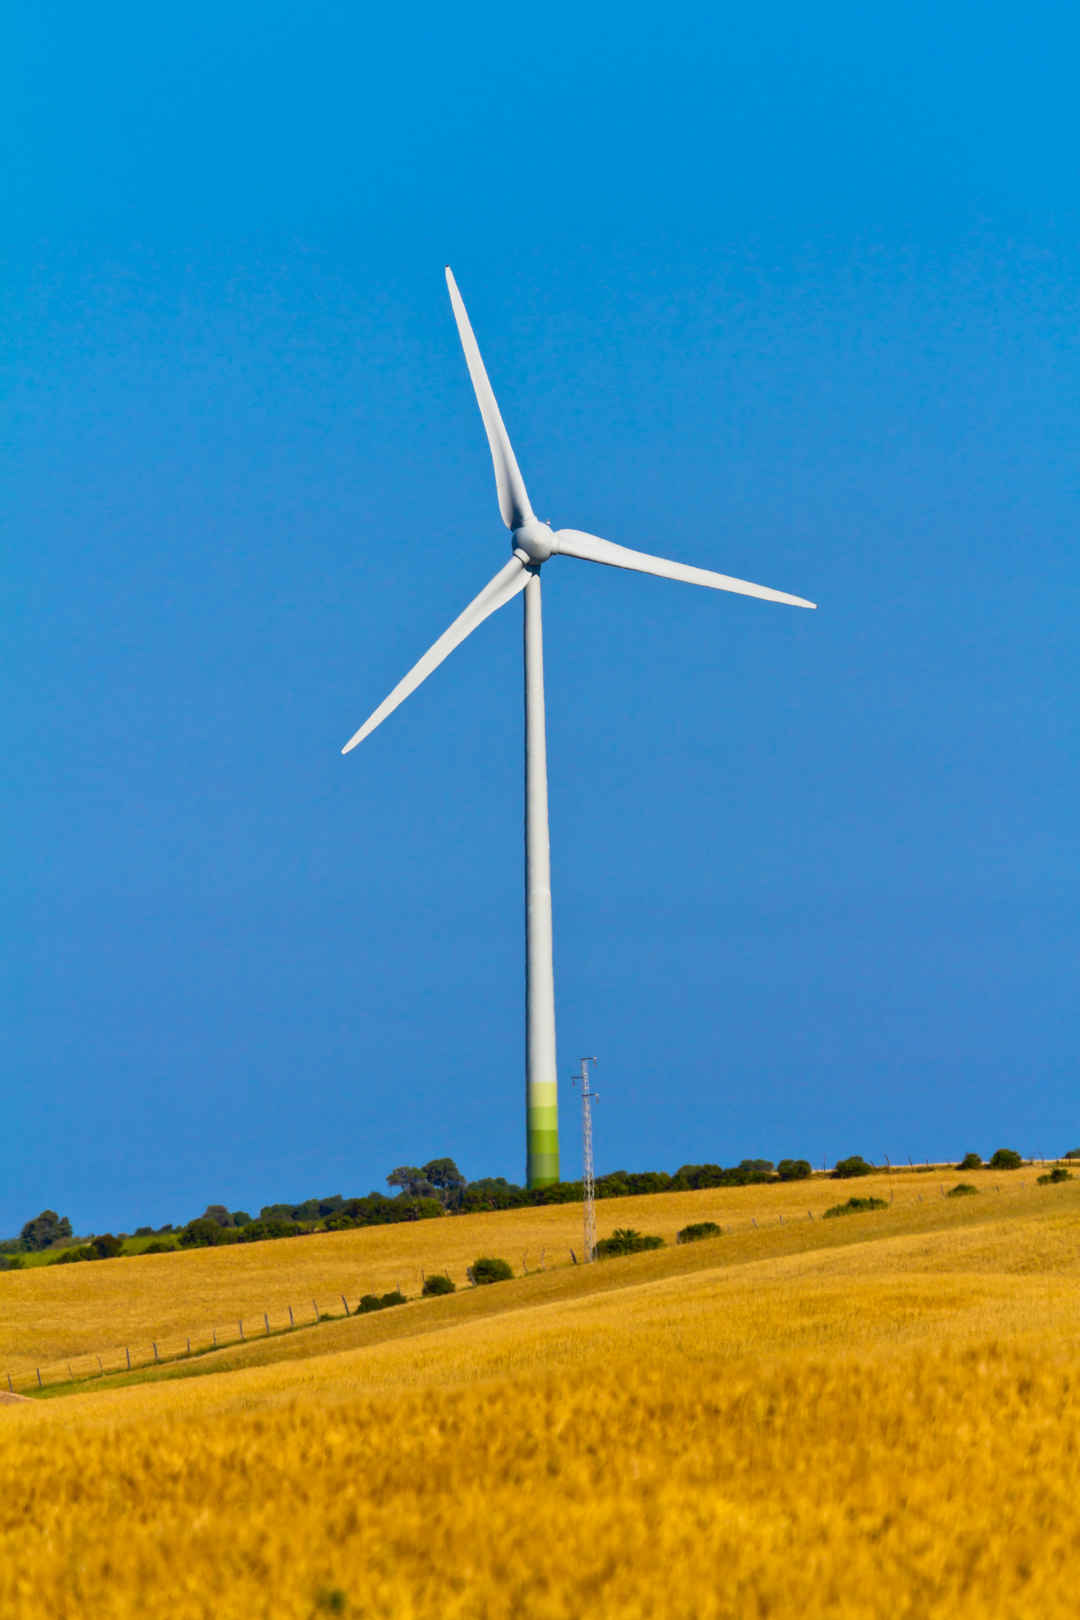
left=0, top=1146, right=1052, bottom=1264
left=172, top=1157, right=817, bottom=1248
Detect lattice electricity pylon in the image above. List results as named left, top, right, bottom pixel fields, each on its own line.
left=572, top=1057, right=599, bottom=1261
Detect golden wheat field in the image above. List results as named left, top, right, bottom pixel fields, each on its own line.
left=0, top=1165, right=1059, bottom=1378
left=4, top=1172, right=1080, bottom=1618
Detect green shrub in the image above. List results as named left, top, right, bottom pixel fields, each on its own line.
left=957, top=1152, right=983, bottom=1171
left=468, top=1257, right=513, bottom=1285
left=0, top=1254, right=26, bottom=1271
left=822, top=1196, right=887, bottom=1219
left=595, top=1228, right=665, bottom=1258
left=356, top=1294, right=383, bottom=1314
left=831, top=1156, right=875, bottom=1179
left=49, top=1245, right=94, bottom=1264
left=946, top=1183, right=978, bottom=1197
left=988, top=1148, right=1022, bottom=1170
left=379, top=1291, right=407, bottom=1307
left=777, top=1159, right=812, bottom=1181
left=676, top=1221, right=722, bottom=1245
left=179, top=1216, right=235, bottom=1248
left=1038, top=1167, right=1072, bottom=1185
left=421, top=1273, right=456, bottom=1296
left=141, top=1240, right=174, bottom=1254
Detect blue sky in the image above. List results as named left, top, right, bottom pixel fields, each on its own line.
left=6, top=1, right=1078, bottom=1233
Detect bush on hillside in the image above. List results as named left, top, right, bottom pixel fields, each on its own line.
left=946, top=1183, right=978, bottom=1197
left=180, top=1217, right=238, bottom=1248
left=676, top=1221, right=722, bottom=1245
left=141, top=1240, right=174, bottom=1254
left=823, top=1196, right=887, bottom=1219
left=957, top=1152, right=983, bottom=1171
left=831, top=1156, right=875, bottom=1179
left=777, top=1159, right=812, bottom=1181
left=1037, top=1167, right=1072, bottom=1185
left=595, top=1228, right=665, bottom=1258
left=0, top=1254, right=26, bottom=1271
left=235, top=1220, right=304, bottom=1244
left=1065, top=1149, right=1080, bottom=1162
left=468, top=1257, right=513, bottom=1285
left=988, top=1148, right=1022, bottom=1170
left=379, top=1291, right=407, bottom=1308
left=356, top=1294, right=383, bottom=1314
left=598, top=1170, right=674, bottom=1198
left=421, top=1273, right=456, bottom=1296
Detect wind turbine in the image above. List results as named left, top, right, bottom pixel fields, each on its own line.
left=343, top=268, right=815, bottom=1189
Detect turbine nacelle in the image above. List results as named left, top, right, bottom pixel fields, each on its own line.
left=512, top=519, right=556, bottom=565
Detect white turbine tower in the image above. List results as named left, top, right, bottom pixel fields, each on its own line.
left=343, top=268, right=816, bottom=1189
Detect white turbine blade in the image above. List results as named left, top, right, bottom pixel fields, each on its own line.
left=445, top=267, right=533, bottom=531
left=553, top=530, right=816, bottom=609
left=342, top=556, right=530, bottom=753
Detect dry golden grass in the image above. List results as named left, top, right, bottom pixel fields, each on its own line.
left=3, top=1173, right=1080, bottom=1616
left=0, top=1165, right=1063, bottom=1379
left=4, top=1207, right=1080, bottom=1618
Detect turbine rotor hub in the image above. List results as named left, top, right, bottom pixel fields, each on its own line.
left=512, top=520, right=556, bottom=565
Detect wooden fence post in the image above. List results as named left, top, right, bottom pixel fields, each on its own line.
left=264, top=1313, right=270, bottom=1335
left=312, top=1299, right=318, bottom=1321
left=153, top=1343, right=159, bottom=1362
left=288, top=1305, right=295, bottom=1327
left=7, top=1373, right=12, bottom=1392
left=238, top=1320, right=244, bottom=1341
left=97, top=1356, right=103, bottom=1375
left=340, top=1295, right=349, bottom=1317
left=125, top=1346, right=131, bottom=1370
left=37, top=1368, right=42, bottom=1388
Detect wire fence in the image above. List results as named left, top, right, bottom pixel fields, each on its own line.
left=4, top=1295, right=367, bottom=1396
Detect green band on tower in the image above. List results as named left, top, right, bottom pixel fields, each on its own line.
left=527, top=1081, right=559, bottom=1187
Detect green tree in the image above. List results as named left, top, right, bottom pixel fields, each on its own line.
left=595, top=1228, right=665, bottom=1258
left=777, top=1159, right=812, bottom=1181
left=957, top=1152, right=983, bottom=1171
left=988, top=1147, right=1022, bottom=1170
left=386, top=1166, right=436, bottom=1199
left=179, top=1216, right=234, bottom=1248
left=676, top=1221, right=722, bottom=1245
left=19, top=1210, right=73, bottom=1251
left=420, top=1159, right=466, bottom=1200
left=422, top=1273, right=456, bottom=1296
left=468, top=1256, right=513, bottom=1285
left=831, top=1156, right=875, bottom=1179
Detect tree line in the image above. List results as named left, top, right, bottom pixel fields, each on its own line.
left=0, top=1145, right=1049, bottom=1267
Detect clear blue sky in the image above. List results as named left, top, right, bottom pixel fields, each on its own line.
left=6, top=1, right=1078, bottom=1234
